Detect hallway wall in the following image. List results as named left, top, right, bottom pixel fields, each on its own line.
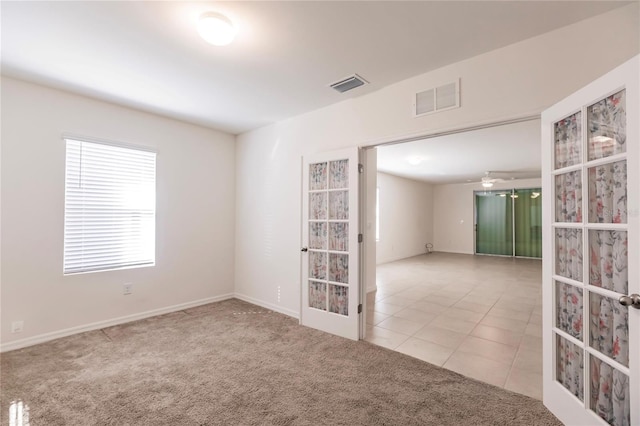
left=377, top=172, right=433, bottom=264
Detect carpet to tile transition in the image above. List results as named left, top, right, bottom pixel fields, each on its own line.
left=1, top=299, right=561, bottom=425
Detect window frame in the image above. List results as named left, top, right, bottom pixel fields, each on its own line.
left=62, top=135, right=157, bottom=275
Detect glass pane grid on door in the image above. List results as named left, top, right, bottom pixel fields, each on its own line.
left=307, top=159, right=351, bottom=317
left=551, top=88, right=630, bottom=426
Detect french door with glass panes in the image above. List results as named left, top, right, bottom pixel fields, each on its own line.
left=541, top=55, right=638, bottom=426
left=301, top=147, right=361, bottom=340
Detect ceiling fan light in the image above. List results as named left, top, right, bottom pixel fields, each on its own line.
left=406, top=156, right=424, bottom=166
left=482, top=181, right=493, bottom=188
left=198, top=12, right=237, bottom=46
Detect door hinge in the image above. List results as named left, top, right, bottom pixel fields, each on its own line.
left=358, top=163, right=364, bottom=174
left=358, top=233, right=363, bottom=243
left=358, top=304, right=363, bottom=314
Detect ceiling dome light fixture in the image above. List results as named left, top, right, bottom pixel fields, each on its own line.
left=481, top=181, right=493, bottom=188
left=197, top=12, right=237, bottom=46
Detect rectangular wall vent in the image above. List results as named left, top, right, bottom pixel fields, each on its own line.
left=414, top=79, right=460, bottom=117
left=330, top=74, right=368, bottom=93
left=416, top=88, right=435, bottom=115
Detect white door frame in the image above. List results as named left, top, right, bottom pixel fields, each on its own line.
left=300, top=118, right=541, bottom=341
left=358, top=114, right=540, bottom=337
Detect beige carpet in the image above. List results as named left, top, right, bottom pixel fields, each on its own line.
left=1, top=299, right=561, bottom=425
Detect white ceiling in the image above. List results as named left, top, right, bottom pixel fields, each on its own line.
left=1, top=1, right=628, bottom=134
left=377, top=119, right=542, bottom=185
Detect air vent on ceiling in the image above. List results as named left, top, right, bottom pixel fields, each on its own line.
left=414, top=79, right=460, bottom=117
left=330, top=74, right=368, bottom=93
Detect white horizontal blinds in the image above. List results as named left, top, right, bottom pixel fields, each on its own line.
left=63, top=139, right=156, bottom=274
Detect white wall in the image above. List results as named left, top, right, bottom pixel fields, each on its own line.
left=1, top=78, right=236, bottom=350
left=433, top=178, right=542, bottom=255
left=376, top=172, right=433, bottom=264
left=235, top=5, right=639, bottom=317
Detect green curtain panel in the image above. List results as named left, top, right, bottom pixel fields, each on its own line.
left=475, top=192, right=513, bottom=256
left=475, top=188, right=542, bottom=258
left=514, top=188, right=542, bottom=258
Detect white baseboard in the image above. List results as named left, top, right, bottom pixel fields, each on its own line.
left=376, top=250, right=431, bottom=265
left=0, top=294, right=234, bottom=353
left=234, top=293, right=299, bottom=319
left=432, top=249, right=474, bottom=255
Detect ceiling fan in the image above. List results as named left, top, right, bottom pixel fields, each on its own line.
left=465, top=170, right=539, bottom=187
left=467, top=171, right=507, bottom=188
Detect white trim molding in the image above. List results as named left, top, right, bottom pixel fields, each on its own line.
left=0, top=294, right=234, bottom=353
left=234, top=293, right=300, bottom=319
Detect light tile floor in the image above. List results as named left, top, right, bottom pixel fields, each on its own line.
left=366, top=252, right=543, bottom=400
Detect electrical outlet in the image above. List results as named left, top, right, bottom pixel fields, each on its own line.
left=123, top=283, right=133, bottom=295
left=277, top=286, right=281, bottom=303
left=11, top=321, right=24, bottom=333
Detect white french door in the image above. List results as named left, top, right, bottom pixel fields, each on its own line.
left=301, top=147, right=361, bottom=340
left=542, top=55, right=639, bottom=425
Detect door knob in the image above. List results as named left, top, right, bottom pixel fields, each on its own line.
left=301, top=247, right=308, bottom=252
left=618, top=294, right=640, bottom=309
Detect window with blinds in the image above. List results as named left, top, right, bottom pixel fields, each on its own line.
left=63, top=138, right=156, bottom=274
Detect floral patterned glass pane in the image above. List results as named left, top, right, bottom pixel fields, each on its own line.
left=329, top=159, right=349, bottom=189
left=588, top=90, right=626, bottom=161
left=589, top=293, right=628, bottom=367
left=555, top=228, right=583, bottom=282
left=329, top=191, right=349, bottom=220
left=309, top=223, right=327, bottom=250
left=588, top=161, right=627, bottom=223
left=329, top=223, right=348, bottom=252
left=556, top=282, right=583, bottom=340
left=309, top=193, right=327, bottom=220
left=309, top=281, right=327, bottom=311
left=556, top=335, right=584, bottom=401
left=309, top=251, right=327, bottom=280
left=555, top=171, right=582, bottom=222
left=590, top=356, right=630, bottom=426
left=310, top=162, right=327, bottom=190
left=589, top=230, right=628, bottom=294
left=329, top=284, right=348, bottom=316
left=555, top=111, right=582, bottom=169
left=329, top=253, right=348, bottom=284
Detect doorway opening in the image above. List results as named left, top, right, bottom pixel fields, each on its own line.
left=362, top=116, right=543, bottom=399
